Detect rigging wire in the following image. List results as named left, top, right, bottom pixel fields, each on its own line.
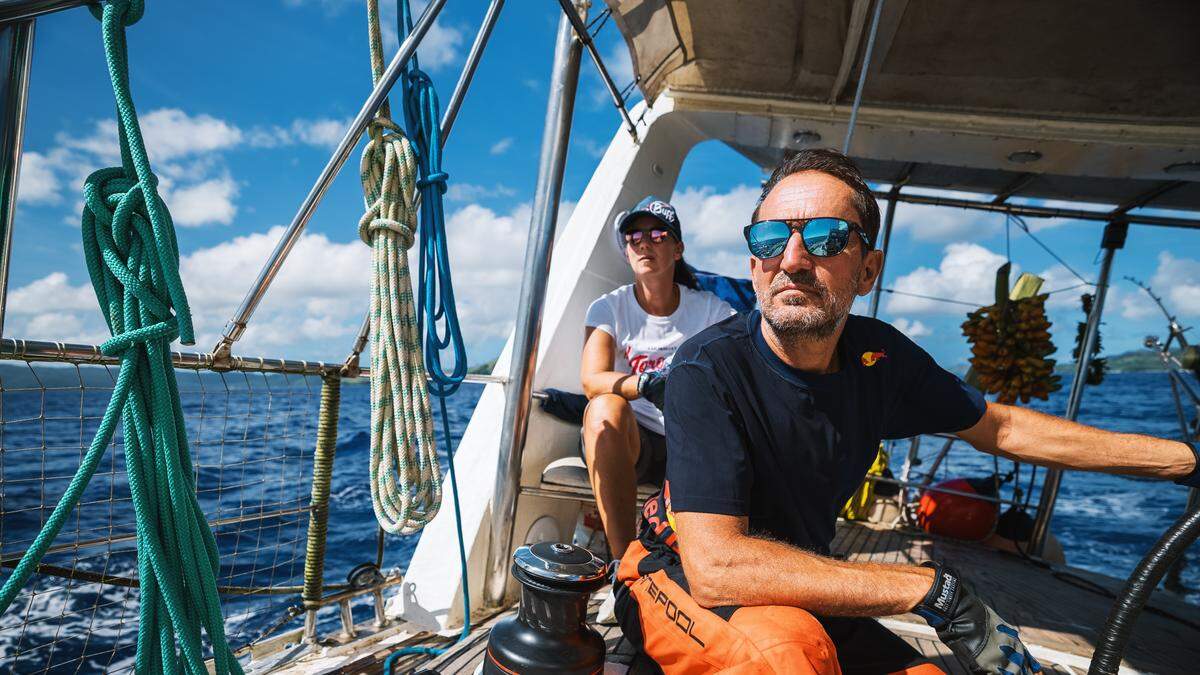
left=879, top=287, right=983, bottom=308
left=586, top=6, right=612, bottom=36
left=1010, top=214, right=1091, bottom=285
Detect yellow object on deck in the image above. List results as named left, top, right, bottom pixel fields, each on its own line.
left=841, top=445, right=889, bottom=520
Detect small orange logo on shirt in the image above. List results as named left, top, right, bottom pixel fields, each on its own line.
left=861, top=350, right=887, bottom=367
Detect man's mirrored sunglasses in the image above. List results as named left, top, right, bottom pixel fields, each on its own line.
left=624, top=228, right=673, bottom=245
left=743, top=217, right=872, bottom=260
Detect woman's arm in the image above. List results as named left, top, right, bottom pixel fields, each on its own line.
left=581, top=327, right=640, bottom=400
left=956, top=402, right=1195, bottom=479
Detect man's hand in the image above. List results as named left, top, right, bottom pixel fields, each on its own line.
left=915, top=563, right=1042, bottom=675
left=637, top=370, right=667, bottom=410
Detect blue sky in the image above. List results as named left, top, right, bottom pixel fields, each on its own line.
left=10, top=1, right=1200, bottom=369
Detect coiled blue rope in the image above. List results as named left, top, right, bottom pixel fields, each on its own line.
left=384, top=0, right=471, bottom=670
left=405, top=75, right=467, bottom=397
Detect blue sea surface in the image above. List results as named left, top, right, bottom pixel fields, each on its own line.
left=0, top=369, right=1196, bottom=672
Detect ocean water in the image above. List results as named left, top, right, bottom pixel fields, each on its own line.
left=0, top=369, right=1196, bottom=672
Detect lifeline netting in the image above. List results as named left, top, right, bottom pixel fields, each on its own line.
left=0, top=361, right=321, bottom=673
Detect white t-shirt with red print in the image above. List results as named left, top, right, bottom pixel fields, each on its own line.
left=585, top=283, right=736, bottom=435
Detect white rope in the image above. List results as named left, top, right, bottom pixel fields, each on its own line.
left=359, top=0, right=442, bottom=535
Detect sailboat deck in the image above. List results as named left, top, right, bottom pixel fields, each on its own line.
left=405, top=520, right=1200, bottom=675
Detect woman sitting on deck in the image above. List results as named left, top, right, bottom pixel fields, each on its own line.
left=580, top=197, right=735, bottom=567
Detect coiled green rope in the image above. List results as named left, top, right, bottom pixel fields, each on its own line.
left=361, top=0, right=443, bottom=535
left=0, top=2, right=241, bottom=673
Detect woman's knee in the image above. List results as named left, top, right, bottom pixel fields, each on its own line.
left=583, top=393, right=634, bottom=434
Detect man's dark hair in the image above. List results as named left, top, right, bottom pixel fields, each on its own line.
left=752, top=148, right=881, bottom=248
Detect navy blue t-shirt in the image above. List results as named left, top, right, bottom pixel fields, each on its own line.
left=664, top=310, right=986, bottom=553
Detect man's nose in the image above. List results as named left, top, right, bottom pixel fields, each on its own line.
left=778, top=232, right=814, bottom=274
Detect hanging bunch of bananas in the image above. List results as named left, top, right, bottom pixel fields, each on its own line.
left=1072, top=293, right=1108, bottom=385
left=962, top=264, right=1062, bottom=404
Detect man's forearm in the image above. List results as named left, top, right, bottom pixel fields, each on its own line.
left=968, top=403, right=1195, bottom=479
left=682, top=532, right=934, bottom=616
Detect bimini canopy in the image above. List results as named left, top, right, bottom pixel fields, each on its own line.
left=605, top=0, right=1200, bottom=214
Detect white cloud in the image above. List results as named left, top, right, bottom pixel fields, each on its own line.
left=575, top=137, right=610, bottom=159
left=245, top=117, right=353, bottom=149
left=288, top=118, right=349, bottom=148
left=886, top=243, right=1008, bottom=314
left=17, top=152, right=61, bottom=205
left=1150, top=251, right=1200, bottom=317
left=1037, top=264, right=1092, bottom=310
left=60, top=109, right=243, bottom=165
left=1117, top=285, right=1158, bottom=322
left=164, top=175, right=239, bottom=227
left=177, top=225, right=371, bottom=352
left=891, top=201, right=1001, bottom=242
left=444, top=182, right=515, bottom=202
left=6, top=197, right=581, bottom=360
left=378, top=0, right=464, bottom=72
left=8, top=272, right=96, bottom=315
left=892, top=318, right=932, bottom=339
left=489, top=137, right=514, bottom=155
left=415, top=22, right=464, bottom=70
left=669, top=184, right=759, bottom=277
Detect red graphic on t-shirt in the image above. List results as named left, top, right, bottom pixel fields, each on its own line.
left=625, top=346, right=666, bottom=374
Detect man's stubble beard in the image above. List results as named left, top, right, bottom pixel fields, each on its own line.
left=758, top=267, right=860, bottom=342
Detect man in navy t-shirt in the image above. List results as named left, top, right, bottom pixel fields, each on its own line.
left=612, top=149, right=1200, bottom=675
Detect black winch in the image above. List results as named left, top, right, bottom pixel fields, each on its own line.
left=483, top=542, right=608, bottom=674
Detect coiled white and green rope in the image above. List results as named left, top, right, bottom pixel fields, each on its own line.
left=359, top=0, right=443, bottom=535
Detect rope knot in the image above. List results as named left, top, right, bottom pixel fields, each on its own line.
left=99, top=320, right=179, bottom=357
left=416, top=172, right=449, bottom=195
left=82, top=166, right=187, bottom=349
left=367, top=117, right=401, bottom=137
left=90, top=0, right=145, bottom=26
left=359, top=216, right=415, bottom=250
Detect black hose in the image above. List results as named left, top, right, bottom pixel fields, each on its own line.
left=1088, top=506, right=1200, bottom=675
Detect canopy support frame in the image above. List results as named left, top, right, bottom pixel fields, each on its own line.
left=555, top=0, right=637, bottom=139
left=1029, top=221, right=1127, bottom=555
left=867, top=162, right=912, bottom=317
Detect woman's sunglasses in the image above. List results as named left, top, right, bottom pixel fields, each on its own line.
left=624, top=228, right=672, bottom=246
left=743, top=217, right=871, bottom=259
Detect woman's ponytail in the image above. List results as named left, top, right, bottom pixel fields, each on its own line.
left=673, top=258, right=699, bottom=290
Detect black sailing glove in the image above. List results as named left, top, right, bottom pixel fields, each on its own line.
left=914, top=562, right=1043, bottom=675
left=637, top=370, right=668, bottom=411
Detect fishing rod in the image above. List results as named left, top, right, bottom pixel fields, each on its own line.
left=1127, top=277, right=1200, bottom=596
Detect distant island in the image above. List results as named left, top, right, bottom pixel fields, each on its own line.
left=1052, top=348, right=1184, bottom=374
left=468, top=358, right=497, bottom=375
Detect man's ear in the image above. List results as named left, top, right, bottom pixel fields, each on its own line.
left=675, top=240, right=685, bottom=262
left=857, top=249, right=884, bottom=295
